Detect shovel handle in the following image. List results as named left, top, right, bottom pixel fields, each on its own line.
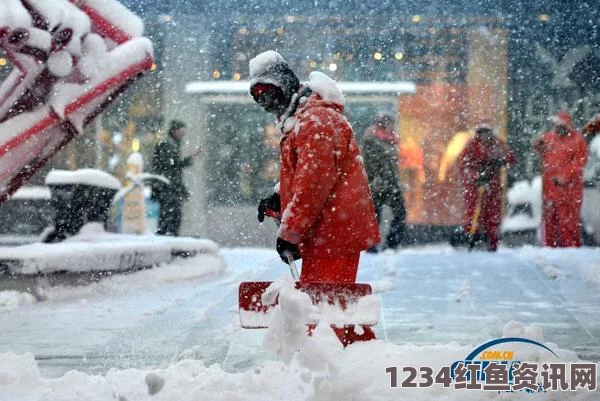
left=284, top=251, right=300, bottom=281
left=468, top=185, right=486, bottom=251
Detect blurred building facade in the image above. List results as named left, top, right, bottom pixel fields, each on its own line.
left=1, top=1, right=597, bottom=245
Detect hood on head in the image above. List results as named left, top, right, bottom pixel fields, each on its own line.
left=550, top=111, right=576, bottom=132
left=167, top=119, right=185, bottom=138
left=249, top=50, right=299, bottom=106
left=475, top=118, right=494, bottom=132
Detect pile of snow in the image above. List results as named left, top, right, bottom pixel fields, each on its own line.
left=0, top=222, right=221, bottom=275
left=241, top=275, right=380, bottom=328
left=0, top=251, right=226, bottom=309
left=0, top=233, right=170, bottom=275
left=0, top=290, right=36, bottom=310
left=584, top=136, right=600, bottom=184
left=45, top=168, right=122, bottom=190
left=8, top=186, right=51, bottom=200
left=501, top=176, right=542, bottom=233
left=0, top=316, right=595, bottom=400
left=589, top=136, right=600, bottom=159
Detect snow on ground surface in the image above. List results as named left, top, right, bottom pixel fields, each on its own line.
left=0, top=245, right=599, bottom=400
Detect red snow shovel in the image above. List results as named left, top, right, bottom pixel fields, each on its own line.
left=239, top=253, right=377, bottom=329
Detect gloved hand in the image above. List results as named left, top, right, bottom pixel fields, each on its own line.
left=477, top=160, right=503, bottom=186
left=489, top=158, right=505, bottom=168
left=257, top=193, right=281, bottom=222
left=476, top=172, right=490, bottom=187
left=276, top=237, right=301, bottom=264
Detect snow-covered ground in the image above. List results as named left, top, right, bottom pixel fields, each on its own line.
left=0, top=245, right=599, bottom=400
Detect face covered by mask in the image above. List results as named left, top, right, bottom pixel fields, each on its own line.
left=249, top=51, right=300, bottom=117
left=476, top=127, right=495, bottom=141
left=250, top=83, right=288, bottom=116
left=555, top=124, right=570, bottom=136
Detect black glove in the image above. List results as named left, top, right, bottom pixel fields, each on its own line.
left=257, top=193, right=281, bottom=222
left=489, top=158, right=505, bottom=168
left=477, top=160, right=502, bottom=186
left=276, top=237, right=301, bottom=264
left=476, top=172, right=490, bottom=186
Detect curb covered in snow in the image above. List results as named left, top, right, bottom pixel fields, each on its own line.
left=0, top=225, right=220, bottom=275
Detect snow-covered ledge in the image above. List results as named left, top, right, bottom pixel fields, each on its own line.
left=45, top=169, right=121, bottom=190
left=185, top=80, right=416, bottom=95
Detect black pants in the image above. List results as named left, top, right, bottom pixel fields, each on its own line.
left=373, top=187, right=406, bottom=249
left=157, top=195, right=183, bottom=236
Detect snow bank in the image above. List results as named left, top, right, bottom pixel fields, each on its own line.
left=0, top=250, right=226, bottom=309
left=0, top=290, right=36, bottom=310
left=0, top=223, right=221, bottom=274
left=501, top=177, right=542, bottom=233
left=45, top=169, right=122, bottom=190
left=0, top=320, right=595, bottom=400
left=0, top=235, right=170, bottom=274
left=590, top=136, right=600, bottom=159
left=36, top=252, right=226, bottom=304
left=9, top=186, right=51, bottom=200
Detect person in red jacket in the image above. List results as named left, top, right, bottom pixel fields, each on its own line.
left=250, top=50, right=381, bottom=346
left=533, top=111, right=588, bottom=247
left=459, top=120, right=516, bottom=251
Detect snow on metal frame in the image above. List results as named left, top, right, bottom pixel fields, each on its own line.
left=0, top=0, right=154, bottom=205
left=68, top=0, right=145, bottom=43
left=185, top=80, right=417, bottom=95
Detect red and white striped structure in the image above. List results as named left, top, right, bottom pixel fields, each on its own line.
left=0, top=0, right=154, bottom=204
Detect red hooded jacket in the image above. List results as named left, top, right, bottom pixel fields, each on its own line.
left=459, top=134, right=516, bottom=243
left=534, top=111, right=588, bottom=203
left=277, top=93, right=380, bottom=258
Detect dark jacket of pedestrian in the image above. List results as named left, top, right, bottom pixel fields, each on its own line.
left=152, top=120, right=194, bottom=235
left=361, top=113, right=406, bottom=250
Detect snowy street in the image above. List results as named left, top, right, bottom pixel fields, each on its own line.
left=1, top=245, right=599, bottom=383
left=1, top=0, right=599, bottom=399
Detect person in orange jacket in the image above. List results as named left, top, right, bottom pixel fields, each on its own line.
left=250, top=50, right=381, bottom=346
left=459, top=120, right=516, bottom=251
left=532, top=111, right=588, bottom=247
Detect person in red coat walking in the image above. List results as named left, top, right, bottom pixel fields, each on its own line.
left=459, top=120, right=516, bottom=251
left=532, top=111, right=588, bottom=247
left=249, top=50, right=381, bottom=346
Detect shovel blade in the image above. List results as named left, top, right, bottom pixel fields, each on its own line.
left=238, top=281, right=375, bottom=329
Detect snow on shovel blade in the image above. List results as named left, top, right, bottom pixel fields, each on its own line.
left=238, top=281, right=377, bottom=329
